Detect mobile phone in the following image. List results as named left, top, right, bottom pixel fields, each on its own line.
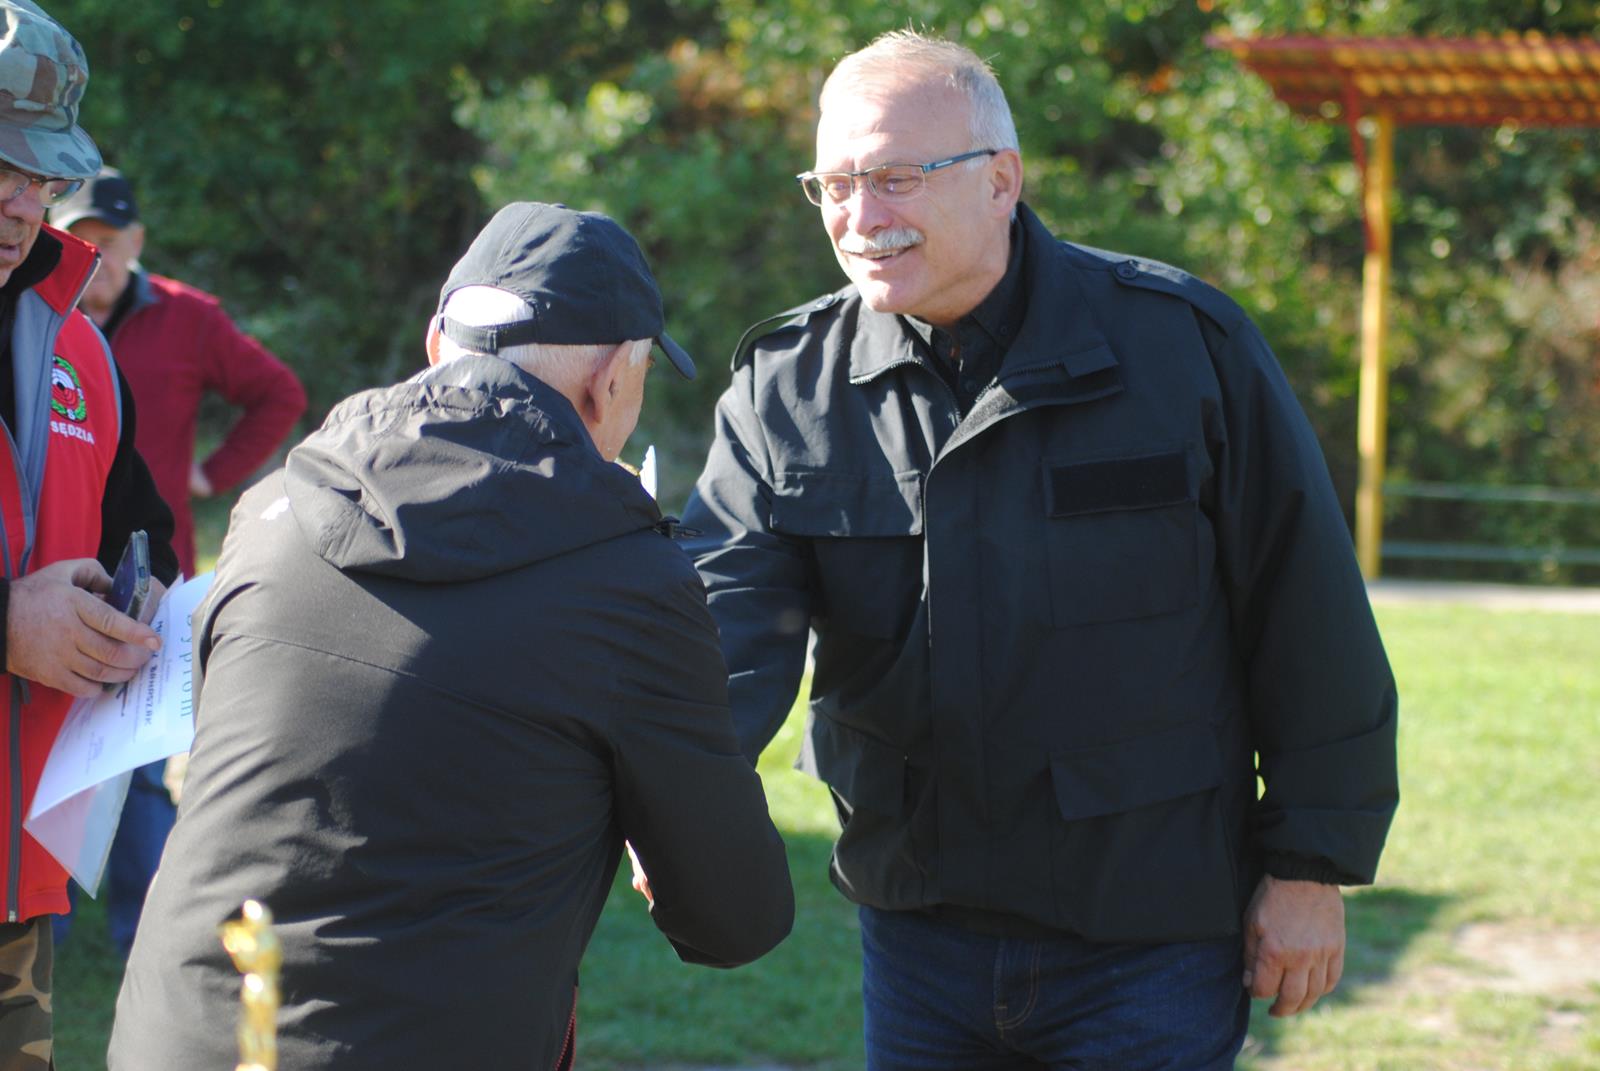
left=109, top=529, right=151, bottom=623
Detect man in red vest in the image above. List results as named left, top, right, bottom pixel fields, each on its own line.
left=0, top=2, right=178, bottom=1065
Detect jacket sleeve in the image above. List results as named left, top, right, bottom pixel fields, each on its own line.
left=1206, top=315, right=1398, bottom=885
left=679, top=364, right=814, bottom=762
left=195, top=302, right=307, bottom=494
left=97, top=368, right=180, bottom=586
left=608, top=549, right=795, bottom=968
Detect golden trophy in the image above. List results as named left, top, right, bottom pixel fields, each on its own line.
left=220, top=899, right=282, bottom=1071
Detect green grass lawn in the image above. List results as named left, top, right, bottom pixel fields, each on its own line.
left=54, top=603, right=1600, bottom=1069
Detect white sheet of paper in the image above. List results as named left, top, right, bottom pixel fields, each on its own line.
left=640, top=444, right=657, bottom=500
left=26, top=571, right=214, bottom=892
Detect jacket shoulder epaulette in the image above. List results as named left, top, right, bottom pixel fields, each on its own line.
left=1074, top=244, right=1249, bottom=337
left=731, top=289, right=848, bottom=370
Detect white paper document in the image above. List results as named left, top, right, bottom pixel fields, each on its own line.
left=26, top=571, right=214, bottom=893
left=640, top=444, right=658, bottom=500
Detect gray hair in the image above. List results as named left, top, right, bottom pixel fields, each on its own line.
left=437, top=285, right=650, bottom=379
left=820, top=30, right=1020, bottom=154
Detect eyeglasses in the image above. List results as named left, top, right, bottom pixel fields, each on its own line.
left=797, top=149, right=999, bottom=207
left=0, top=166, right=83, bottom=207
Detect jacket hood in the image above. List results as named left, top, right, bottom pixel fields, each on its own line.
left=284, top=355, right=660, bottom=582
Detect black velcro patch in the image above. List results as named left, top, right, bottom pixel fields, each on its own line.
left=1045, top=450, right=1189, bottom=516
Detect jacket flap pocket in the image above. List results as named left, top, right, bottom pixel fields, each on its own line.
left=1045, top=449, right=1190, bottom=517
left=1050, top=723, right=1222, bottom=821
left=800, top=713, right=906, bottom=816
left=771, top=470, right=923, bottom=537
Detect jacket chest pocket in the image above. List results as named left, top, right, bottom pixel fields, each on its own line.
left=1042, top=448, right=1199, bottom=628
left=770, top=470, right=924, bottom=640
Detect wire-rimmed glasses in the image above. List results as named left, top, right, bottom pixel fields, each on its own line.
left=797, top=149, right=999, bottom=207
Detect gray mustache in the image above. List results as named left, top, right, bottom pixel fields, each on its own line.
left=838, top=227, right=925, bottom=255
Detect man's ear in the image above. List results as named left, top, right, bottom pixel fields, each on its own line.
left=988, top=148, right=1024, bottom=217
left=580, top=342, right=631, bottom=427
left=127, top=222, right=147, bottom=260
left=424, top=315, right=443, bottom=367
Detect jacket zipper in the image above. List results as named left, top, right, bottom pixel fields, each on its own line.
left=1, top=484, right=18, bottom=922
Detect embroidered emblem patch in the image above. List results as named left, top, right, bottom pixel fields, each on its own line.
left=50, top=356, right=87, bottom=422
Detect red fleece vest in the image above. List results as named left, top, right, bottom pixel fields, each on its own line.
left=1, top=228, right=120, bottom=921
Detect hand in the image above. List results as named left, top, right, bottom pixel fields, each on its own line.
left=189, top=462, right=214, bottom=498
left=5, top=558, right=163, bottom=697
left=626, top=841, right=653, bottom=905
left=1241, top=875, right=1345, bottom=1017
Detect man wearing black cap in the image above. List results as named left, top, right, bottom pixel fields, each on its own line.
left=109, top=202, right=793, bottom=1071
left=46, top=165, right=306, bottom=962
left=0, top=3, right=179, bottom=1064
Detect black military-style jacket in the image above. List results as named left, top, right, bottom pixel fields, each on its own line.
left=682, top=203, right=1397, bottom=943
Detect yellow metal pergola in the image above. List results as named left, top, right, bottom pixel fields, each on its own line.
left=1207, top=32, right=1600, bottom=577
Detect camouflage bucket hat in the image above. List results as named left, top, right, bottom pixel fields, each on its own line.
left=0, top=0, right=100, bottom=179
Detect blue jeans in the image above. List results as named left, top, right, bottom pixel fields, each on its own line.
left=859, top=906, right=1250, bottom=1071
left=52, top=760, right=175, bottom=958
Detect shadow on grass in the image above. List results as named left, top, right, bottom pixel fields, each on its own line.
left=1239, top=885, right=1452, bottom=1067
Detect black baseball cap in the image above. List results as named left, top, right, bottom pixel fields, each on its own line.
left=49, top=166, right=138, bottom=230
left=437, top=201, right=694, bottom=380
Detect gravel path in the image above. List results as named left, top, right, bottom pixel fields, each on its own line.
left=1367, top=578, right=1600, bottom=613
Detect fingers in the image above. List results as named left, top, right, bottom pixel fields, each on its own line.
left=1303, top=957, right=1330, bottom=1013
left=626, top=842, right=654, bottom=905
left=79, top=642, right=152, bottom=682
left=76, top=593, right=161, bottom=652
left=39, top=640, right=150, bottom=697
left=1268, top=961, right=1315, bottom=1018
left=47, top=637, right=146, bottom=696
left=63, top=558, right=113, bottom=595
left=65, top=590, right=160, bottom=690
left=50, top=666, right=115, bottom=699
left=1258, top=945, right=1340, bottom=1017
left=1248, top=949, right=1285, bottom=1004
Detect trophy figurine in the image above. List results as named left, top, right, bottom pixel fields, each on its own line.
left=221, top=899, right=282, bottom=1071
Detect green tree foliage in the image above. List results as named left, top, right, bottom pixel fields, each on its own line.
left=55, top=0, right=714, bottom=412
left=51, top=0, right=1600, bottom=577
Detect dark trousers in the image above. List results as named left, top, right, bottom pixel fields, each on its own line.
left=859, top=906, right=1250, bottom=1071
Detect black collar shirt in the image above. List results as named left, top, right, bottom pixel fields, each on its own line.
left=901, top=216, right=1029, bottom=416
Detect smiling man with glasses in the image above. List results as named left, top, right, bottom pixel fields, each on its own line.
left=683, top=28, right=1397, bottom=1071
left=0, top=2, right=180, bottom=1066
